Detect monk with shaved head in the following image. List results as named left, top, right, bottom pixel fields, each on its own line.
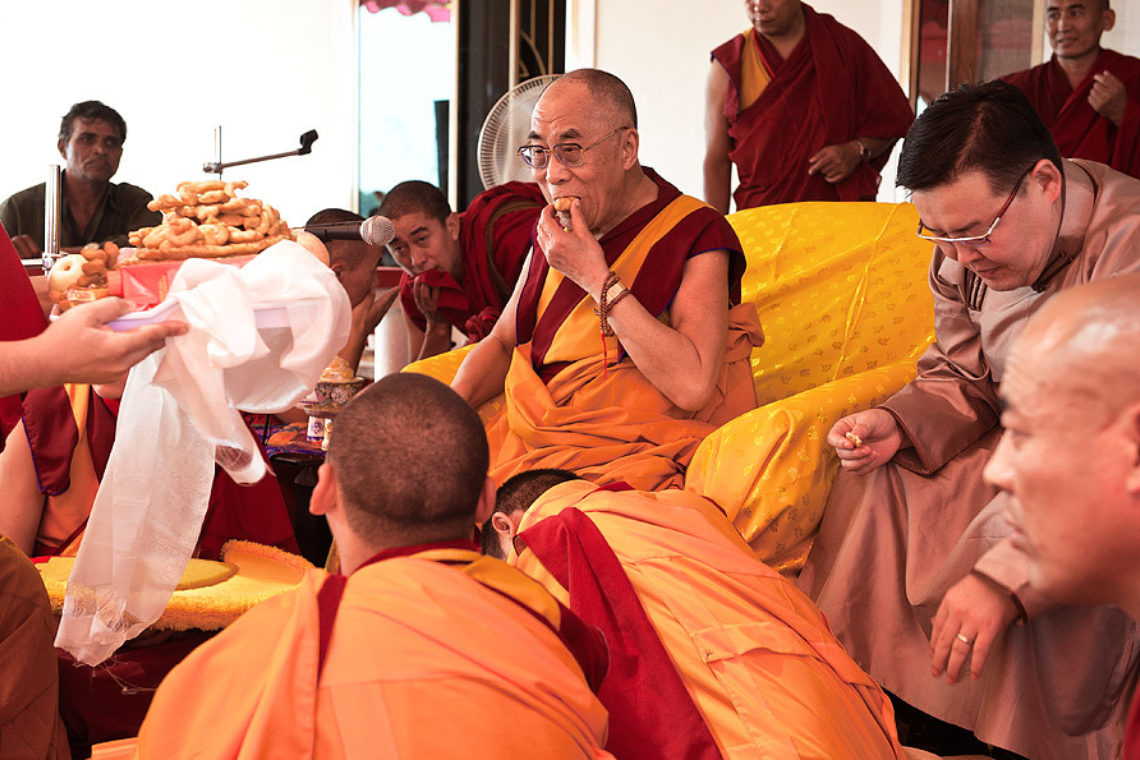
left=379, top=177, right=546, bottom=362
left=1003, top=0, right=1140, bottom=179
left=990, top=273, right=1140, bottom=755
left=128, top=373, right=613, bottom=758
left=451, top=68, right=764, bottom=491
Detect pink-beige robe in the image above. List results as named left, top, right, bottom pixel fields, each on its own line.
left=798, top=159, right=1140, bottom=760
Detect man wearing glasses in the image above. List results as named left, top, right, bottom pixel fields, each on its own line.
left=451, top=68, right=764, bottom=492
left=800, top=80, right=1140, bottom=759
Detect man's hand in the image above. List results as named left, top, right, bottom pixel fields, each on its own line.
left=11, top=234, right=41, bottom=259
left=807, top=141, right=862, bottom=184
left=1089, top=71, right=1128, bottom=127
left=534, top=202, right=609, bottom=296
left=4, top=298, right=186, bottom=395
left=828, top=408, right=903, bottom=474
left=930, top=572, right=1020, bottom=684
left=412, top=278, right=444, bottom=326
left=355, top=287, right=398, bottom=337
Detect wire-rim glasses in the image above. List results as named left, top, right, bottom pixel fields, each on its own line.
left=517, top=127, right=628, bottom=170
left=915, top=164, right=1035, bottom=246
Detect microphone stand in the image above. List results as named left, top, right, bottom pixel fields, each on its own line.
left=202, top=129, right=319, bottom=176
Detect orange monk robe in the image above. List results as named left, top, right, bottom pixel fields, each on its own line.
left=512, top=481, right=906, bottom=760
left=134, top=545, right=614, bottom=759
left=486, top=171, right=764, bottom=491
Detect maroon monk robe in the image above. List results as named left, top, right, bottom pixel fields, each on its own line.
left=399, top=181, right=546, bottom=341
left=519, top=502, right=722, bottom=760
left=517, top=169, right=745, bottom=380
left=0, top=223, right=48, bottom=450
left=1003, top=49, right=1140, bottom=180
left=711, top=3, right=913, bottom=208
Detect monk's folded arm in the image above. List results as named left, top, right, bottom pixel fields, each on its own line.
left=607, top=250, right=730, bottom=411
left=857, top=136, right=896, bottom=161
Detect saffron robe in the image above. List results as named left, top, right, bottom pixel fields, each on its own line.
left=485, top=170, right=764, bottom=491
left=514, top=481, right=907, bottom=760
left=798, top=160, right=1140, bottom=760
left=711, top=4, right=913, bottom=209
left=133, top=545, right=614, bottom=759
left=0, top=223, right=47, bottom=449
left=1004, top=49, right=1140, bottom=180
left=399, top=181, right=546, bottom=341
left=0, top=536, right=69, bottom=760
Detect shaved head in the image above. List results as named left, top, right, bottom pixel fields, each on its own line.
left=991, top=273, right=1140, bottom=610
left=1013, top=273, right=1140, bottom=425
left=378, top=180, right=452, bottom=224
left=328, top=372, right=490, bottom=544
left=545, top=69, right=638, bottom=129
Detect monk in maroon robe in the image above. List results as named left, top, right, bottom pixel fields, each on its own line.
left=705, top=1, right=913, bottom=212
left=1002, top=1, right=1140, bottom=179
left=380, top=180, right=546, bottom=361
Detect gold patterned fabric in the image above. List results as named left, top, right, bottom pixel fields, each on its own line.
left=685, top=202, right=934, bottom=572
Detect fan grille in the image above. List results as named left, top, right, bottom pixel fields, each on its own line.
left=478, top=75, right=560, bottom=190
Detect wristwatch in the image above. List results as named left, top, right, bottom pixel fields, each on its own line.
left=856, top=138, right=870, bottom=163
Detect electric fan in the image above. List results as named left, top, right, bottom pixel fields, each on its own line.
left=477, top=74, right=560, bottom=189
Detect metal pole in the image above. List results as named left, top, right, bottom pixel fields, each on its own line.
left=213, top=125, right=223, bottom=178
left=42, top=165, right=61, bottom=273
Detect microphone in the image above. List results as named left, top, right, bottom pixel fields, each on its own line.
left=305, top=216, right=395, bottom=247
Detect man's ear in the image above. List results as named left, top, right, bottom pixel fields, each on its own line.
left=621, top=128, right=640, bottom=170
left=474, top=476, right=497, bottom=525
left=57, top=137, right=68, bottom=159
left=491, top=512, right=515, bottom=537
left=445, top=212, right=461, bottom=242
left=310, top=462, right=338, bottom=516
left=1031, top=157, right=1064, bottom=204
left=1102, top=8, right=1116, bottom=33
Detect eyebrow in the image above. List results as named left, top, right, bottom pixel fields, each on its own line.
left=525, top=128, right=584, bottom=142
left=409, top=226, right=430, bottom=238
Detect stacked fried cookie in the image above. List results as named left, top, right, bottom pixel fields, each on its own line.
left=47, top=241, right=122, bottom=310
left=128, top=180, right=293, bottom=261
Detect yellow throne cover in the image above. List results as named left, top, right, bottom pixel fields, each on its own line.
left=685, top=202, right=933, bottom=572
left=406, top=202, right=934, bottom=573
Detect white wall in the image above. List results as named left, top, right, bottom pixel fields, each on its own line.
left=0, top=0, right=359, bottom=230
left=588, top=1, right=906, bottom=204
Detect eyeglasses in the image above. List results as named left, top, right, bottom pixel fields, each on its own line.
left=915, top=165, right=1035, bottom=246
left=517, top=127, right=628, bottom=170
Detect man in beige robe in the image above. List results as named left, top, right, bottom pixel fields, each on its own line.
left=798, top=80, right=1140, bottom=760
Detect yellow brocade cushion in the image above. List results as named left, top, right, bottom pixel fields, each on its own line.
left=685, top=202, right=934, bottom=572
